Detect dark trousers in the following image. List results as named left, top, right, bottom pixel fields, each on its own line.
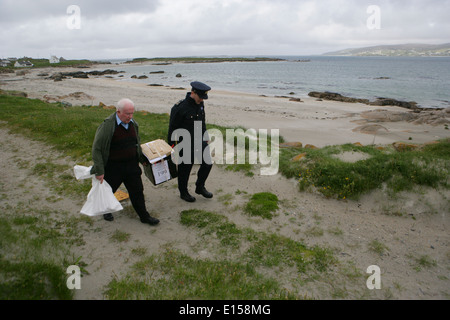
left=176, top=143, right=213, bottom=195
left=104, top=159, right=149, bottom=220
left=177, top=162, right=212, bottom=195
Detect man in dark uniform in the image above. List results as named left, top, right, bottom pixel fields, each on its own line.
left=168, top=81, right=213, bottom=202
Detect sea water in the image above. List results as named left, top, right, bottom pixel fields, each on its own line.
left=107, top=56, right=450, bottom=109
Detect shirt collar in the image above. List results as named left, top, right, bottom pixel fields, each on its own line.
left=115, top=113, right=133, bottom=128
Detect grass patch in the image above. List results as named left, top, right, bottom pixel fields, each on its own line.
left=106, top=209, right=336, bottom=299
left=0, top=95, right=171, bottom=161
left=368, top=240, right=390, bottom=256
left=225, top=163, right=254, bottom=177
left=279, top=142, right=450, bottom=200
left=0, top=95, right=112, bottom=160
left=409, top=254, right=437, bottom=271
left=0, top=58, right=95, bottom=70
left=245, top=232, right=334, bottom=273
left=180, top=209, right=242, bottom=248
left=0, top=259, right=73, bottom=300
left=110, top=230, right=131, bottom=243
left=244, top=192, right=279, bottom=219
left=180, top=209, right=335, bottom=273
left=105, top=248, right=298, bottom=300
left=0, top=205, right=89, bottom=300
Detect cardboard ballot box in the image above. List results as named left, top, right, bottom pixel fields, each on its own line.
left=141, top=139, right=177, bottom=185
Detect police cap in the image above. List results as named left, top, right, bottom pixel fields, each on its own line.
left=191, top=81, right=211, bottom=100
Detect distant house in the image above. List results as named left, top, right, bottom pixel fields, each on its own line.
left=50, top=56, right=60, bottom=64
left=14, top=60, right=34, bottom=68
left=0, top=60, right=10, bottom=67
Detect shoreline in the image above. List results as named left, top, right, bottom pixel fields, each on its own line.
left=1, top=64, right=449, bottom=147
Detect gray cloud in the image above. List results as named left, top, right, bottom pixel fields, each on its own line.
left=1, top=0, right=449, bottom=59
left=0, top=0, right=159, bottom=22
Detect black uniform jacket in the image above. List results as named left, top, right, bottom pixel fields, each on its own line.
left=168, top=92, right=208, bottom=148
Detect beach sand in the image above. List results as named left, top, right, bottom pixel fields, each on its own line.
left=1, top=65, right=449, bottom=300
left=3, top=65, right=449, bottom=147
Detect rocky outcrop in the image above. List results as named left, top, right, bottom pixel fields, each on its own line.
left=360, top=109, right=417, bottom=122
left=310, top=91, right=449, bottom=126
left=87, top=69, right=121, bottom=76
left=356, top=108, right=450, bottom=126
left=392, top=142, right=419, bottom=152
left=42, top=92, right=94, bottom=103
left=291, top=153, right=307, bottom=161
left=98, top=102, right=115, bottom=110
left=48, top=69, right=123, bottom=81
left=280, top=142, right=303, bottom=148
left=410, top=108, right=450, bottom=126
left=308, top=91, right=370, bottom=104
left=69, top=71, right=89, bottom=79
left=308, top=91, right=420, bottom=110
left=369, top=97, right=419, bottom=110
left=48, top=73, right=66, bottom=81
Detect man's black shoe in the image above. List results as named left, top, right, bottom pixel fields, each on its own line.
left=180, top=193, right=196, bottom=202
left=140, top=216, right=160, bottom=226
left=103, top=213, right=114, bottom=221
left=195, top=187, right=213, bottom=199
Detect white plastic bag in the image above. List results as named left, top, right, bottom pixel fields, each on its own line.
left=74, top=165, right=94, bottom=180
left=80, top=178, right=123, bottom=216
left=74, top=165, right=123, bottom=216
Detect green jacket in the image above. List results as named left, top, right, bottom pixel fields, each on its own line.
left=90, top=113, right=145, bottom=176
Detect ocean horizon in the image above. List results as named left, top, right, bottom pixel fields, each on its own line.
left=100, top=56, right=450, bottom=109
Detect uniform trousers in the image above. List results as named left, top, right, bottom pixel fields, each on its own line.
left=177, top=162, right=212, bottom=195
left=104, top=159, right=149, bottom=220
left=177, top=144, right=213, bottom=194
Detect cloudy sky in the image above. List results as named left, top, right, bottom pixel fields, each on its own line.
left=1, top=0, right=449, bottom=60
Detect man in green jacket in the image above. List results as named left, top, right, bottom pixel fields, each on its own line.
left=90, top=98, right=159, bottom=225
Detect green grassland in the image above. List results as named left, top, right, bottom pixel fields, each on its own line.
left=0, top=58, right=96, bottom=72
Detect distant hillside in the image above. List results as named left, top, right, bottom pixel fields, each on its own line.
left=323, top=43, right=450, bottom=57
